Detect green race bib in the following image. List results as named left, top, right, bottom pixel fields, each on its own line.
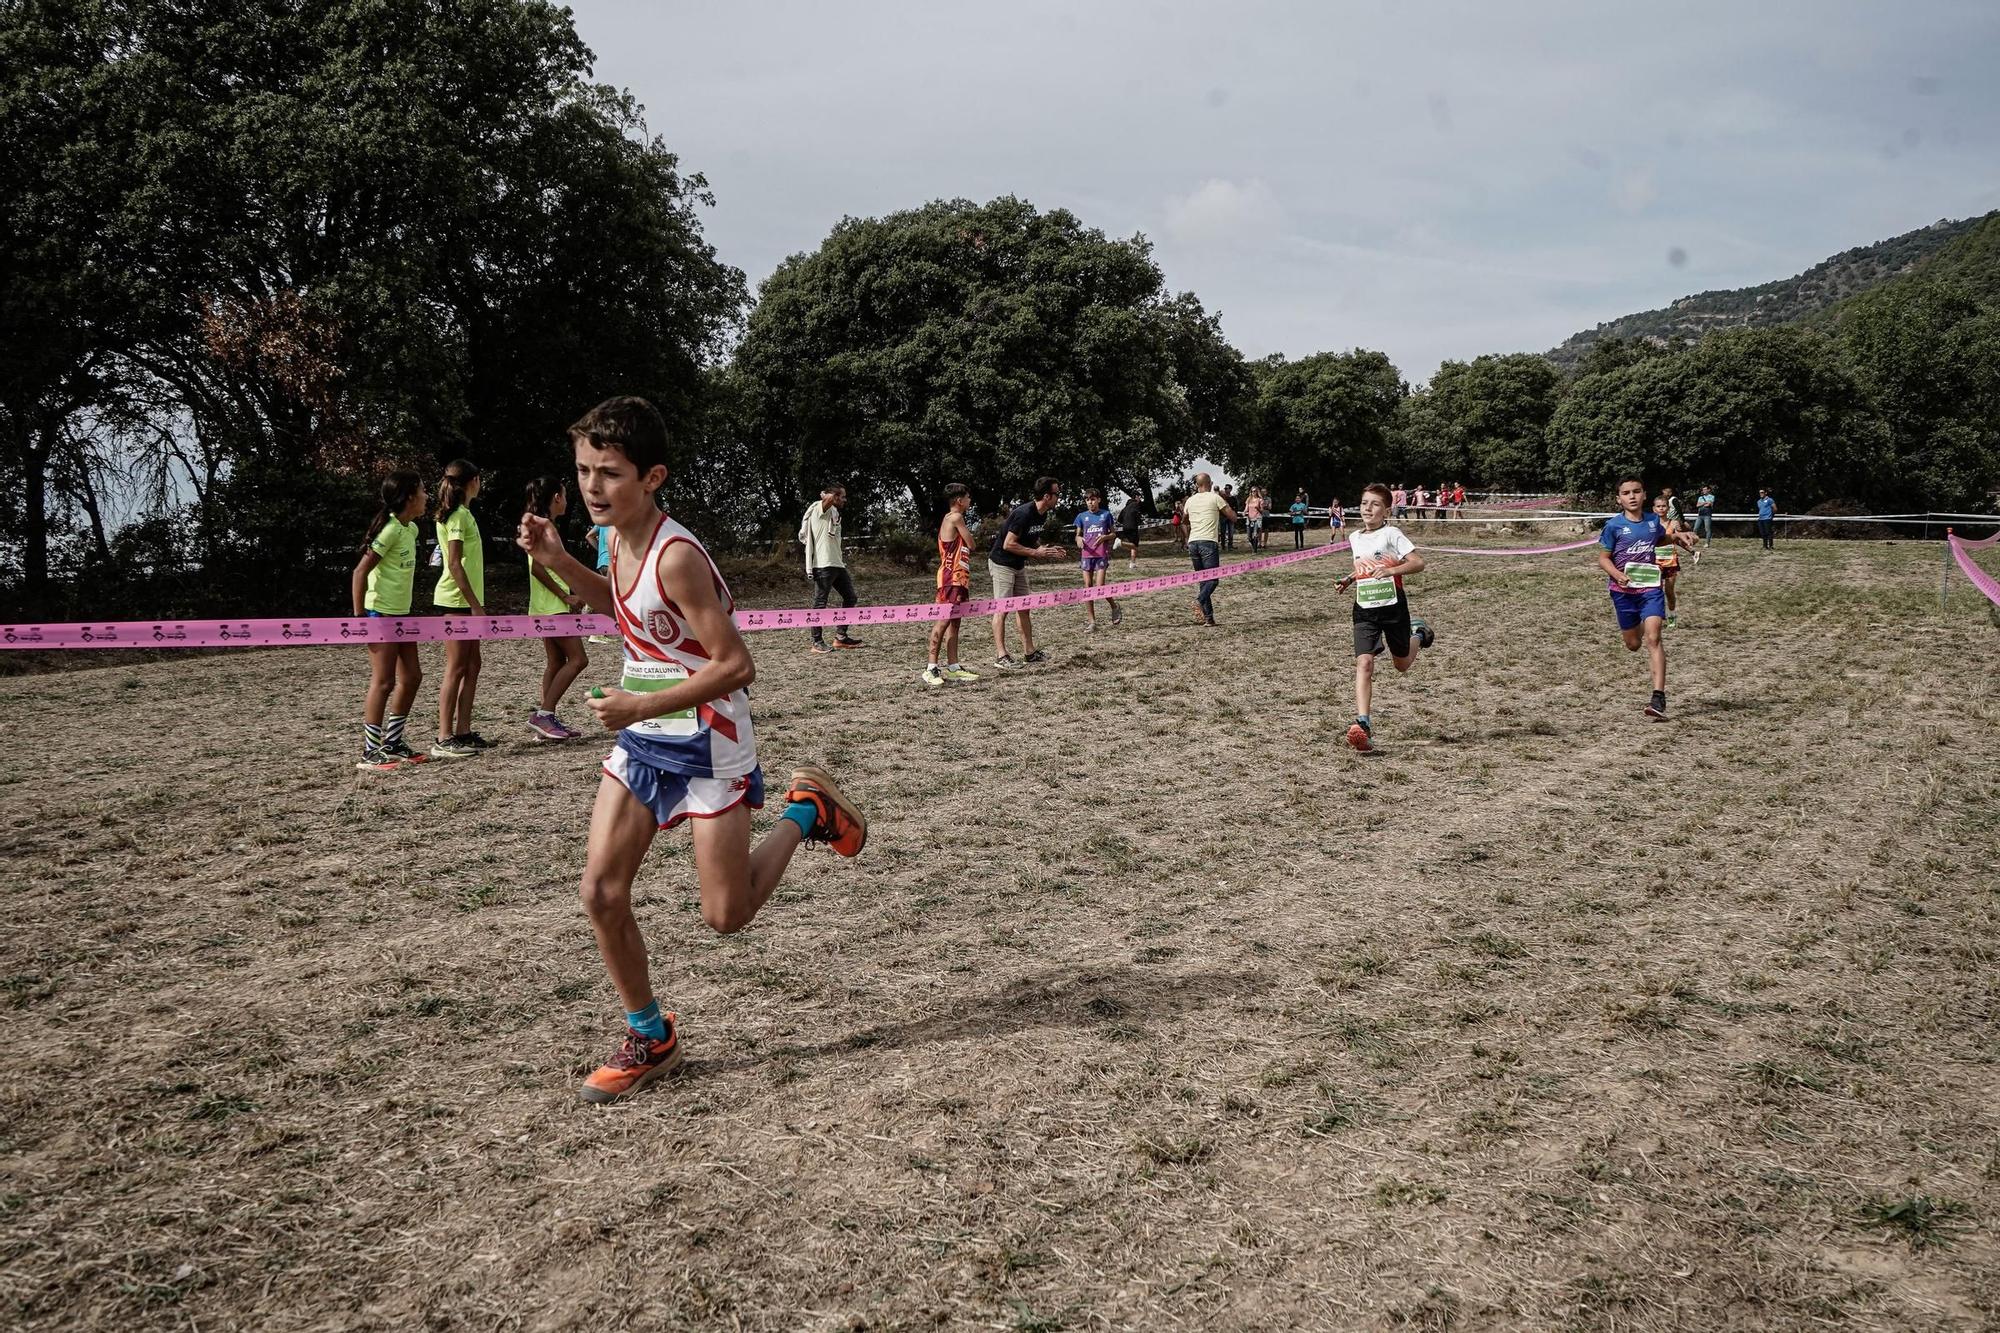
left=1655, top=544, right=1676, bottom=563
left=1624, top=562, right=1662, bottom=589
left=1355, top=575, right=1398, bottom=609
left=621, top=659, right=698, bottom=737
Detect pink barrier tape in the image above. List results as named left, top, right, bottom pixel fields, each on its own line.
left=732, top=540, right=1350, bottom=631
left=0, top=612, right=612, bottom=651
left=1423, top=536, right=1603, bottom=557
left=1954, top=529, right=2000, bottom=550
left=1, top=540, right=1357, bottom=650
left=1947, top=534, right=2000, bottom=607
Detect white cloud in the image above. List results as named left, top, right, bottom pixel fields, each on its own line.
left=1164, top=178, right=1285, bottom=246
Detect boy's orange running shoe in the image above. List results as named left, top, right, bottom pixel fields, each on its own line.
left=578, top=1018, right=684, bottom=1104
left=787, top=764, right=868, bottom=857
left=1345, top=721, right=1374, bottom=753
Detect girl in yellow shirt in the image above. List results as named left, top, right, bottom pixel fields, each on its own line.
left=431, top=459, right=486, bottom=759
left=350, top=471, right=428, bottom=770
left=524, top=476, right=589, bottom=741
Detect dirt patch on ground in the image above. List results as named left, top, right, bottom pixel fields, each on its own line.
left=2, top=534, right=1997, bottom=1330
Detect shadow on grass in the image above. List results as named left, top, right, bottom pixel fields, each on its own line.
left=692, top=963, right=1270, bottom=1075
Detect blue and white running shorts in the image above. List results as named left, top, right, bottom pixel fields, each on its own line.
left=603, top=744, right=765, bottom=829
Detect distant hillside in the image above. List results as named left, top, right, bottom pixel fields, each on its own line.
left=1548, top=212, right=1996, bottom=366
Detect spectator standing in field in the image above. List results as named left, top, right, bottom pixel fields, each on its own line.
left=1219, top=484, right=1238, bottom=550
left=1171, top=498, right=1187, bottom=551
left=431, top=458, right=487, bottom=760
left=1289, top=490, right=1310, bottom=549
left=1392, top=484, right=1409, bottom=519
left=1117, top=494, right=1143, bottom=567
left=1756, top=489, right=1776, bottom=549
left=1662, top=486, right=1682, bottom=525
left=1695, top=483, right=1716, bottom=546
left=523, top=476, right=588, bottom=742
left=1244, top=487, right=1266, bottom=551
left=1328, top=496, right=1346, bottom=539
left=1451, top=482, right=1466, bottom=515
left=1183, top=473, right=1236, bottom=627
left=800, top=485, right=862, bottom=653
left=1412, top=485, right=1429, bottom=520
left=1074, top=489, right=1121, bottom=631
left=588, top=522, right=615, bottom=643
left=989, top=476, right=1069, bottom=668
left=351, top=470, right=428, bottom=771
left=923, top=483, right=980, bottom=687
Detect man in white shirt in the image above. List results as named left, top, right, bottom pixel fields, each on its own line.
left=799, top=485, right=862, bottom=652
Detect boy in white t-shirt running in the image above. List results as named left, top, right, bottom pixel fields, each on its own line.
left=1335, top=482, right=1436, bottom=754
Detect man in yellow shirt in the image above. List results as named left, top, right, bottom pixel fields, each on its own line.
left=1181, top=474, right=1236, bottom=626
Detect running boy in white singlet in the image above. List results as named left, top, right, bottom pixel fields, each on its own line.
left=1335, top=482, right=1437, bottom=754
left=517, top=396, right=867, bottom=1103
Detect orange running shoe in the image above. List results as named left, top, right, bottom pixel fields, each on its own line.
left=786, top=764, right=868, bottom=857
left=1345, top=720, right=1374, bottom=754
left=578, top=1018, right=684, bottom=1104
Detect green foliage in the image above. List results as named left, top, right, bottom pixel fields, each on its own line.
left=1228, top=350, right=1404, bottom=501
left=1547, top=327, right=1886, bottom=505
left=1, top=0, right=744, bottom=604
left=731, top=195, right=1248, bottom=527
left=1399, top=354, right=1560, bottom=489
left=1824, top=281, right=2000, bottom=510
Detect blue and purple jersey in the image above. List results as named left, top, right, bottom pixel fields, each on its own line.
left=1599, top=512, right=1668, bottom=591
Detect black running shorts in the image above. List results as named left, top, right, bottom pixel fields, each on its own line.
left=1352, top=598, right=1412, bottom=659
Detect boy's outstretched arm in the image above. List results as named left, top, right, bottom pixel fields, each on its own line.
left=520, top=514, right=611, bottom=613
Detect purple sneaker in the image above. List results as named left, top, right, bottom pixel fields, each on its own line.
left=528, top=711, right=575, bottom=742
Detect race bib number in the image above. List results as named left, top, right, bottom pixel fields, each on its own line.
left=1623, top=562, right=1662, bottom=589
left=621, top=659, right=697, bottom=737
left=1354, top=575, right=1398, bottom=609
left=1655, top=544, right=1677, bottom=563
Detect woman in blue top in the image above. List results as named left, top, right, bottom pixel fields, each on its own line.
left=1289, top=490, right=1310, bottom=550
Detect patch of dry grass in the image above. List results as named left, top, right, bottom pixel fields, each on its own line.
left=1, top=535, right=1997, bottom=1330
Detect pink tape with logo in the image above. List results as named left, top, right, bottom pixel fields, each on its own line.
left=0, top=532, right=1615, bottom=651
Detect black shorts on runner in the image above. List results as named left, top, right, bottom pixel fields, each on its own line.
left=1352, top=598, right=1413, bottom=658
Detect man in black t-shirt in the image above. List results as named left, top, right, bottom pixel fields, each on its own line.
left=987, top=476, right=1068, bottom=668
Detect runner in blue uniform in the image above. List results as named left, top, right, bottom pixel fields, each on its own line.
left=1596, top=477, right=1686, bottom=720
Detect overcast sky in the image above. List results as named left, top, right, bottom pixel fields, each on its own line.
left=566, top=0, right=2000, bottom=385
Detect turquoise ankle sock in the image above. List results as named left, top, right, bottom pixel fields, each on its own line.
left=625, top=999, right=666, bottom=1042
left=781, top=800, right=818, bottom=841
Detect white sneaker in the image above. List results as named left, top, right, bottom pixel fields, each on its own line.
left=921, top=665, right=945, bottom=688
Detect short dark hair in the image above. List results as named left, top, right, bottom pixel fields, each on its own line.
left=569, top=396, right=669, bottom=474
left=1033, top=476, right=1059, bottom=500
left=942, top=482, right=969, bottom=504
left=1361, top=482, right=1391, bottom=504
left=1085, top=488, right=1103, bottom=501
left=1617, top=475, right=1645, bottom=489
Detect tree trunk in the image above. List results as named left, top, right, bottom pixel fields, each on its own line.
left=22, top=423, right=53, bottom=598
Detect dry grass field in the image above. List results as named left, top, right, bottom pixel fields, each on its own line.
left=3, top=530, right=1997, bottom=1331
